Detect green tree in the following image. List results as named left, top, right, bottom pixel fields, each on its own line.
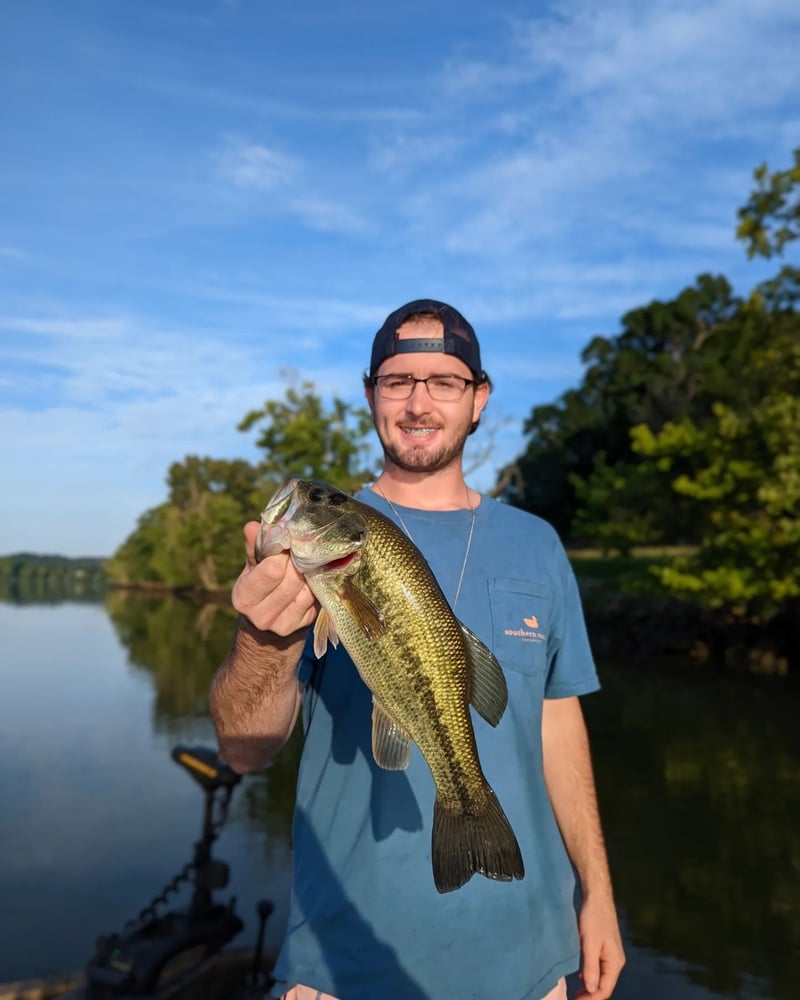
left=108, top=375, right=377, bottom=590
left=506, top=274, right=738, bottom=538
left=569, top=453, right=678, bottom=555
left=737, top=147, right=800, bottom=259
left=633, top=381, right=800, bottom=618
left=238, top=370, right=377, bottom=494
left=107, top=505, right=175, bottom=585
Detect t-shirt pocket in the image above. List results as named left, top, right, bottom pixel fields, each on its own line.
left=488, top=577, right=553, bottom=677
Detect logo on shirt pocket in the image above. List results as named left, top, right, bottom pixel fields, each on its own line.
left=504, top=614, right=547, bottom=643
left=489, top=578, right=552, bottom=676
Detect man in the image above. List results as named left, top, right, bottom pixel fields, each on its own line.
left=210, top=300, right=625, bottom=1000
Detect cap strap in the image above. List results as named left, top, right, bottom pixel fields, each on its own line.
left=392, top=338, right=446, bottom=353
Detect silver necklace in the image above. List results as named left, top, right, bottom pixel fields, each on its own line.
left=373, top=481, right=477, bottom=612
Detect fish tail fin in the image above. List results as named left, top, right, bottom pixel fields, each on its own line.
left=432, top=787, right=525, bottom=893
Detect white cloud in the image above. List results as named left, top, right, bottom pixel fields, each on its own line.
left=512, top=0, right=800, bottom=122
left=288, top=195, right=371, bottom=236
left=218, top=141, right=299, bottom=190
left=370, top=0, right=800, bottom=267
left=0, top=316, right=129, bottom=339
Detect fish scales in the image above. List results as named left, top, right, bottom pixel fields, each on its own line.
left=323, top=508, right=485, bottom=811
left=255, top=478, right=525, bottom=892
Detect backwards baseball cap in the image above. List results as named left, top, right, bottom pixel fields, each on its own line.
left=369, top=299, right=484, bottom=380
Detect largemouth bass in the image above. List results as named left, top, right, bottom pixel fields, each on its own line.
left=255, top=478, right=524, bottom=893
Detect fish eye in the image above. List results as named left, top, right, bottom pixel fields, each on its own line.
left=309, top=487, right=326, bottom=502
left=330, top=492, right=348, bottom=505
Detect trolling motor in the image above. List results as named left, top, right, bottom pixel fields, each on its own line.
left=81, top=745, right=274, bottom=999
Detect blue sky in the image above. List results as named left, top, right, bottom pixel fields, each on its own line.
left=1, top=0, right=798, bottom=557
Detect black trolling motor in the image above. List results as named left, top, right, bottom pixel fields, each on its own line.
left=74, top=745, right=275, bottom=1000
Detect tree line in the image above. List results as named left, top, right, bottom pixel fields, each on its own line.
left=108, top=149, right=799, bottom=629
left=0, top=553, right=108, bottom=602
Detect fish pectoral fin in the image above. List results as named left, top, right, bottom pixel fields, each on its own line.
left=371, top=699, right=413, bottom=771
left=312, top=608, right=340, bottom=658
left=459, top=621, right=508, bottom=727
left=340, top=578, right=386, bottom=640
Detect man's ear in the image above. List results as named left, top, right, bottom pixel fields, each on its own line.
left=472, top=381, right=490, bottom=424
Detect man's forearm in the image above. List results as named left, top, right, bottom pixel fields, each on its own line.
left=210, top=615, right=307, bottom=773
left=541, top=696, right=614, bottom=897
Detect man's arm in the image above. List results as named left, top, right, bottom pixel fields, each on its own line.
left=209, top=521, right=318, bottom=773
left=541, top=696, right=625, bottom=999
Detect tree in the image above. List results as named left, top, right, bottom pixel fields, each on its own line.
left=108, top=375, right=378, bottom=589
left=505, top=274, right=740, bottom=538
left=633, top=382, right=800, bottom=619
left=737, top=147, right=800, bottom=259
left=238, top=370, right=377, bottom=495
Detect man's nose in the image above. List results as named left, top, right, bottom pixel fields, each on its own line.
left=405, top=380, right=432, bottom=411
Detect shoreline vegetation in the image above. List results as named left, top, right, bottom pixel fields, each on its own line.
left=2, top=550, right=795, bottom=679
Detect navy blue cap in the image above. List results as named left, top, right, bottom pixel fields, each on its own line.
left=369, top=299, right=483, bottom=379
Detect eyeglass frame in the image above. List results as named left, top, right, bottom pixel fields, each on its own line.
left=368, top=373, right=480, bottom=401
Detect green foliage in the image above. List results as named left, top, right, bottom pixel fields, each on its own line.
left=737, top=147, right=800, bottom=259
left=632, top=384, right=800, bottom=617
left=570, top=453, right=677, bottom=554
left=108, top=374, right=377, bottom=590
left=237, top=370, right=376, bottom=494
left=506, top=273, right=741, bottom=536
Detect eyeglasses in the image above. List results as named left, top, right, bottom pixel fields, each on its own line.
left=372, top=374, right=478, bottom=401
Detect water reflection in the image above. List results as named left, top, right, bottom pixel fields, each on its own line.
left=104, top=591, right=304, bottom=840
left=108, top=594, right=798, bottom=1000
left=1, top=594, right=797, bottom=999
left=105, top=591, right=236, bottom=727
left=584, top=663, right=798, bottom=1000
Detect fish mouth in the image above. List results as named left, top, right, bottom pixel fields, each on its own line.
left=294, top=549, right=359, bottom=574
left=290, top=519, right=362, bottom=573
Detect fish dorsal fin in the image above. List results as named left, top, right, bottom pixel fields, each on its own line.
left=371, top=698, right=413, bottom=771
left=340, top=578, right=387, bottom=640
left=459, top=621, right=508, bottom=727
left=312, top=608, right=339, bottom=659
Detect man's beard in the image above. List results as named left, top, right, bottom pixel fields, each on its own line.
left=378, top=420, right=472, bottom=474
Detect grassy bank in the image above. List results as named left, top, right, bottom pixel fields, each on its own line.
left=567, top=546, right=696, bottom=601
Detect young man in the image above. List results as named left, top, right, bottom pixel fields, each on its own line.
left=210, top=300, right=625, bottom=1000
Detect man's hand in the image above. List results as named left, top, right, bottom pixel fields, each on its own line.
left=233, top=521, right=318, bottom=635
left=574, top=893, right=625, bottom=998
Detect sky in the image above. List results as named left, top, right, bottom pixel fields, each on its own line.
left=1, top=0, right=798, bottom=558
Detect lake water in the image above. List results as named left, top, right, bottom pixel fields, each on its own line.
left=0, top=594, right=797, bottom=999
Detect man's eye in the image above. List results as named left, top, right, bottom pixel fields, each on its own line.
left=384, top=377, right=409, bottom=389
left=429, top=377, right=457, bottom=390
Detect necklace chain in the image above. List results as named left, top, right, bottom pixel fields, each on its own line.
left=373, top=481, right=477, bottom=612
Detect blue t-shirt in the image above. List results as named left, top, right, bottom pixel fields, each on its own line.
left=271, top=492, right=599, bottom=1000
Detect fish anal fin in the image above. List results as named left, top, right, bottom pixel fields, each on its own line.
left=371, top=699, right=412, bottom=771
left=340, top=578, right=386, bottom=640
left=459, top=621, right=508, bottom=727
left=313, top=608, right=339, bottom=658
left=431, top=787, right=525, bottom=894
